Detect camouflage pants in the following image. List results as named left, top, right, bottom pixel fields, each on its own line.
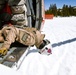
left=0, top=0, right=28, bottom=27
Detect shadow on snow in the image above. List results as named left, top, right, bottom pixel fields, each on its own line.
left=52, top=37, right=76, bottom=48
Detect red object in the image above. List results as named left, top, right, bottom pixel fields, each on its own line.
left=47, top=49, right=52, bottom=54
left=2, top=3, right=12, bottom=25
left=3, top=4, right=12, bottom=14
left=45, top=14, right=54, bottom=19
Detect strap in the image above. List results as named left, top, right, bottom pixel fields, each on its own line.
left=27, top=0, right=35, bottom=20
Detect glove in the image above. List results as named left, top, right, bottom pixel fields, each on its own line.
left=0, top=48, right=7, bottom=56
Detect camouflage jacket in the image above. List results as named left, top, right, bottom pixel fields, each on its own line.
left=1, top=25, right=45, bottom=49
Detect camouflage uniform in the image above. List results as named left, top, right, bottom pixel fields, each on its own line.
left=0, top=25, right=45, bottom=50
left=0, top=0, right=28, bottom=27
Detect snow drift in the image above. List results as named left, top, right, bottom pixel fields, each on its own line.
left=0, top=17, right=76, bottom=75
left=19, top=17, right=76, bottom=75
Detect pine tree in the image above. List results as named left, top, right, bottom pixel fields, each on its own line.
left=45, top=3, right=76, bottom=17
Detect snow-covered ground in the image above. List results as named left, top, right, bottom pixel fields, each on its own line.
left=1, top=17, right=76, bottom=75
left=18, top=17, right=76, bottom=75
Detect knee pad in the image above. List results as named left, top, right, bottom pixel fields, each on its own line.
left=8, top=0, right=28, bottom=26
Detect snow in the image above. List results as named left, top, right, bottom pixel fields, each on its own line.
left=18, top=17, right=76, bottom=75
left=1, top=17, right=76, bottom=75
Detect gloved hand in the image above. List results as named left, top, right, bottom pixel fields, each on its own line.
left=0, top=48, right=7, bottom=56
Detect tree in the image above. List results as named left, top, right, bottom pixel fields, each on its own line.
left=48, top=4, right=57, bottom=16
left=69, top=5, right=73, bottom=16
left=45, top=3, right=76, bottom=17
left=57, top=9, right=62, bottom=16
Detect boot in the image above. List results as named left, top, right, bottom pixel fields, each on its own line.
left=38, top=39, right=52, bottom=55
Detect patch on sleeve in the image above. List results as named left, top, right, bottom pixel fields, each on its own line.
left=21, top=33, right=28, bottom=42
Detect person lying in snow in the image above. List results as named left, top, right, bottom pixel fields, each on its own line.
left=0, top=25, right=52, bottom=56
